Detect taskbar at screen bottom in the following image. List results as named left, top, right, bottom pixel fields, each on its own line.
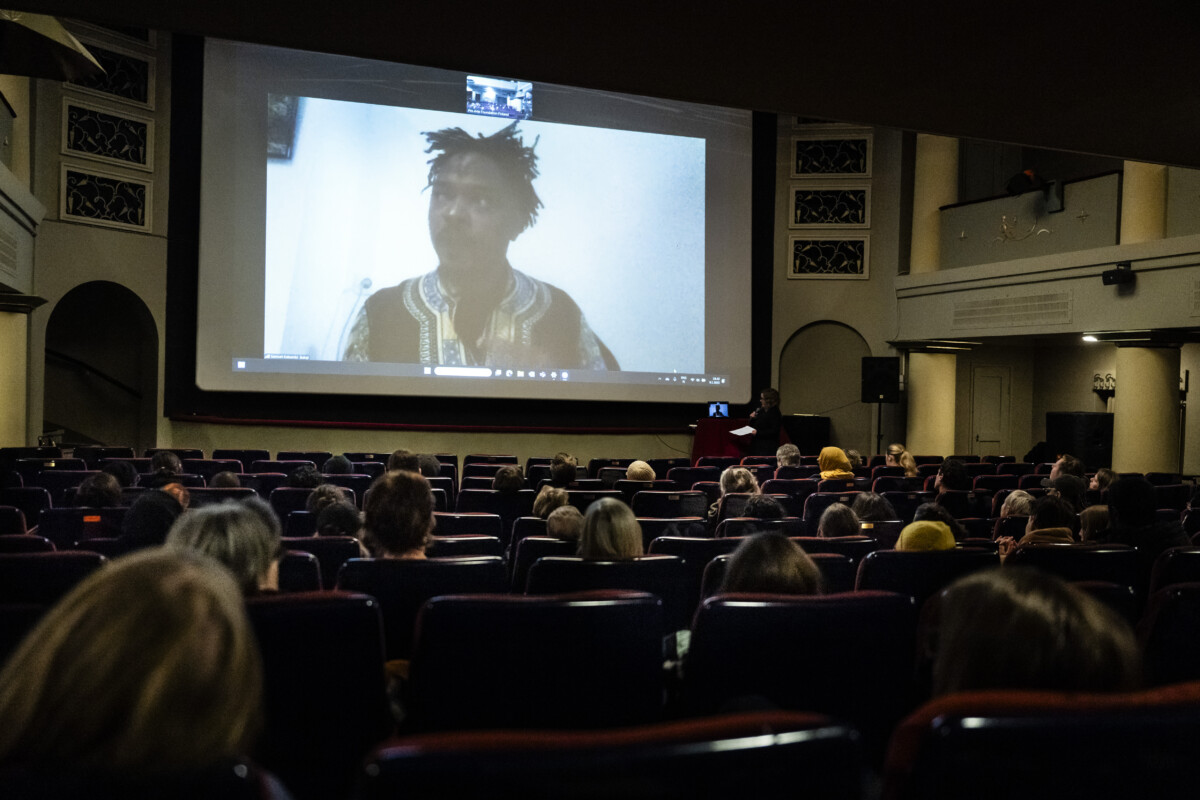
left=232, top=357, right=729, bottom=388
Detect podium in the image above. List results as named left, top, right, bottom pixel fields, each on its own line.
left=691, top=418, right=789, bottom=462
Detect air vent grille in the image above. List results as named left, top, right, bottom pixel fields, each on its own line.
left=953, top=292, right=1072, bottom=328
left=0, top=228, right=16, bottom=275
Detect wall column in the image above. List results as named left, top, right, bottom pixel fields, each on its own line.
left=0, top=293, right=44, bottom=446
left=908, top=134, right=959, bottom=274
left=1119, top=161, right=1167, bottom=244
left=1112, top=346, right=1180, bottom=474
left=906, top=352, right=957, bottom=457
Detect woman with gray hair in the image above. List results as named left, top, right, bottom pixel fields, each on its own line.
left=166, top=497, right=283, bottom=595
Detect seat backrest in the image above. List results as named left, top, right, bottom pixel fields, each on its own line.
left=454, top=489, right=534, bottom=541
left=648, top=535, right=745, bottom=619
left=232, top=473, right=287, bottom=498
left=884, top=681, right=1200, bottom=800
left=0, top=534, right=54, bottom=553
left=871, top=476, right=924, bottom=494
left=644, top=457, right=690, bottom=478
left=463, top=453, right=518, bottom=466
left=320, top=473, right=373, bottom=508
left=972, top=474, right=1018, bottom=492
left=1148, top=546, right=1200, bottom=596
left=714, top=492, right=753, bottom=521
left=791, top=535, right=883, bottom=564
left=187, top=487, right=258, bottom=509
left=586, top=457, right=634, bottom=477
left=879, top=491, right=934, bottom=524
left=427, top=534, right=504, bottom=559
left=636, top=517, right=708, bottom=547
left=284, top=510, right=318, bottom=537
left=281, top=536, right=361, bottom=589
left=686, top=591, right=917, bottom=761
left=526, top=555, right=690, bottom=631
left=407, top=591, right=665, bottom=732
left=249, top=459, right=316, bottom=474
left=631, top=490, right=708, bottom=518
left=995, top=461, right=1035, bottom=476
left=564, top=489, right=624, bottom=514
left=432, top=511, right=503, bottom=538
left=1139, top=583, right=1200, bottom=686
left=278, top=550, right=322, bottom=592
left=181, top=459, right=244, bottom=479
left=857, top=519, right=904, bottom=548
left=0, top=551, right=106, bottom=604
left=713, top=517, right=803, bottom=539
left=855, top=549, right=1000, bottom=606
left=32, top=507, right=126, bottom=548
left=701, top=552, right=855, bottom=598
left=211, top=448, right=271, bottom=469
left=24, top=470, right=96, bottom=503
left=70, top=446, right=135, bottom=468
left=276, top=450, right=332, bottom=466
left=991, top=514, right=1029, bottom=540
left=775, top=464, right=819, bottom=480
left=335, top=556, right=508, bottom=659
left=1154, top=483, right=1190, bottom=511
left=0, top=487, right=52, bottom=524
left=144, top=448, right=205, bottom=459
left=268, top=487, right=315, bottom=521
left=462, top=463, right=505, bottom=479
left=0, top=506, right=26, bottom=536
left=1005, top=543, right=1137, bottom=587
left=695, top=456, right=737, bottom=470
left=666, top=466, right=721, bottom=490
left=245, top=591, right=391, bottom=800
left=802, top=492, right=857, bottom=525
left=510, top=536, right=576, bottom=592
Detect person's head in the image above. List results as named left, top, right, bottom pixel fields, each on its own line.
left=0, top=549, right=262, bottom=773
left=886, top=444, right=918, bottom=477
left=1090, top=467, right=1116, bottom=492
left=625, top=460, right=656, bottom=482
left=316, top=501, right=362, bottom=539
left=912, top=502, right=968, bottom=541
left=719, top=466, right=759, bottom=496
left=417, top=454, right=444, bottom=478
left=306, top=482, right=348, bottom=515
left=73, top=472, right=121, bottom=508
left=817, top=503, right=860, bottom=538
left=1041, top=474, right=1086, bottom=513
left=533, top=485, right=569, bottom=518
left=424, top=123, right=541, bottom=276
left=166, top=498, right=283, bottom=594
left=120, top=488, right=184, bottom=550
left=386, top=449, right=420, bottom=473
left=720, top=533, right=823, bottom=595
left=1106, top=476, right=1157, bottom=530
left=145, top=470, right=191, bottom=509
left=850, top=491, right=898, bottom=522
left=549, top=452, right=578, bottom=485
left=492, top=465, right=525, bottom=493
left=1000, top=489, right=1034, bottom=518
left=932, top=567, right=1141, bottom=696
left=758, top=387, right=780, bottom=408
left=1028, top=494, right=1077, bottom=534
left=1079, top=505, right=1111, bottom=542
left=209, top=470, right=241, bottom=488
left=817, top=446, right=852, bottom=475
left=363, top=470, right=435, bottom=558
left=150, top=450, right=182, bottom=476
left=578, top=497, right=643, bottom=560
left=895, top=519, right=957, bottom=551
left=775, top=443, right=801, bottom=467
left=935, top=459, right=970, bottom=492
left=742, top=494, right=785, bottom=520
left=286, top=464, right=323, bottom=489
left=1049, top=454, right=1085, bottom=481
left=546, top=505, right=584, bottom=541
left=844, top=449, right=863, bottom=469
left=100, top=460, right=139, bottom=488
left=322, top=454, right=354, bottom=475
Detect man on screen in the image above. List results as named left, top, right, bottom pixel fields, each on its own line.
left=343, top=123, right=618, bottom=370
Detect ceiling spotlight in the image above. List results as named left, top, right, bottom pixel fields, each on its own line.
left=1082, top=335, right=1099, bottom=343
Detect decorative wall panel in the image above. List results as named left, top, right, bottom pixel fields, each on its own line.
left=61, top=99, right=153, bottom=171
left=60, top=164, right=151, bottom=232
left=791, top=133, right=872, bottom=178
left=789, top=185, right=870, bottom=228
left=67, top=41, right=155, bottom=110
left=788, top=235, right=870, bottom=279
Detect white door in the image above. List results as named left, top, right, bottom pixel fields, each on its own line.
left=971, top=365, right=1010, bottom=457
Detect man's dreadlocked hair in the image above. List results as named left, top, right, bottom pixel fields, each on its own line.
left=423, top=122, right=543, bottom=233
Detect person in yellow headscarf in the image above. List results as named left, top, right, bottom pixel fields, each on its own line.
left=818, top=446, right=855, bottom=481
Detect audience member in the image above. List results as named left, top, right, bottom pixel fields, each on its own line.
left=720, top=533, right=823, bottom=595
left=1089, top=467, right=1116, bottom=493
left=934, top=458, right=970, bottom=493
left=316, top=500, right=363, bottom=539
left=362, top=470, right=435, bottom=559
left=817, top=503, right=860, bottom=538
left=322, top=454, right=355, bottom=475
left=209, top=470, right=241, bottom=488
left=850, top=491, right=898, bottom=522
left=1095, top=476, right=1189, bottom=597
left=1079, top=504, right=1110, bottom=542
left=997, top=494, right=1076, bottom=561
left=844, top=449, right=863, bottom=469
left=546, top=505, right=584, bottom=541
left=144, top=470, right=191, bottom=510
left=118, top=490, right=185, bottom=551
left=999, top=489, right=1034, bottom=518
left=150, top=450, right=183, bottom=476
left=817, top=447, right=854, bottom=480
left=885, top=443, right=918, bottom=477
left=492, top=465, right=525, bottom=493
left=775, top=443, right=801, bottom=467
left=578, top=497, right=643, bottom=560
left=720, top=466, right=759, bottom=496
left=626, top=460, right=656, bottom=481
left=285, top=464, right=323, bottom=488
left=932, top=567, right=1141, bottom=696
left=1041, top=473, right=1086, bottom=513
left=1049, top=453, right=1085, bottom=480
left=100, top=459, right=139, bottom=488
left=911, top=502, right=967, bottom=541
left=742, top=494, right=785, bottom=519
left=386, top=449, right=420, bottom=473
left=417, top=454, right=443, bottom=478
left=306, top=483, right=348, bottom=515
left=533, top=485, right=568, bottom=518
left=548, top=452, right=578, bottom=486
left=166, top=498, right=282, bottom=595
left=0, top=550, right=264, bottom=778
left=73, top=472, right=121, bottom=508
left=895, top=518, right=956, bottom=552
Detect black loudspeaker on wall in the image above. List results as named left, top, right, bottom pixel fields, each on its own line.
left=1045, top=411, right=1113, bottom=470
left=861, top=357, right=900, bottom=404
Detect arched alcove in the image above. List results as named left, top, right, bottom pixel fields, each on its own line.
left=43, top=281, right=158, bottom=453
left=778, top=321, right=873, bottom=454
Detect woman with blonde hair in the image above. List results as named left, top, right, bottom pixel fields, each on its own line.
left=578, top=497, right=643, bottom=560
left=886, top=443, right=918, bottom=478
left=0, top=549, right=264, bottom=777
left=533, top=485, right=569, bottom=518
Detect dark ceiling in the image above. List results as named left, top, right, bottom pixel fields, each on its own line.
left=13, top=2, right=1200, bottom=167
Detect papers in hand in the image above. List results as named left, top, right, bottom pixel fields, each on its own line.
left=730, top=425, right=756, bottom=436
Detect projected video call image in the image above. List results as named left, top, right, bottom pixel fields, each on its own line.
left=263, top=96, right=707, bottom=375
